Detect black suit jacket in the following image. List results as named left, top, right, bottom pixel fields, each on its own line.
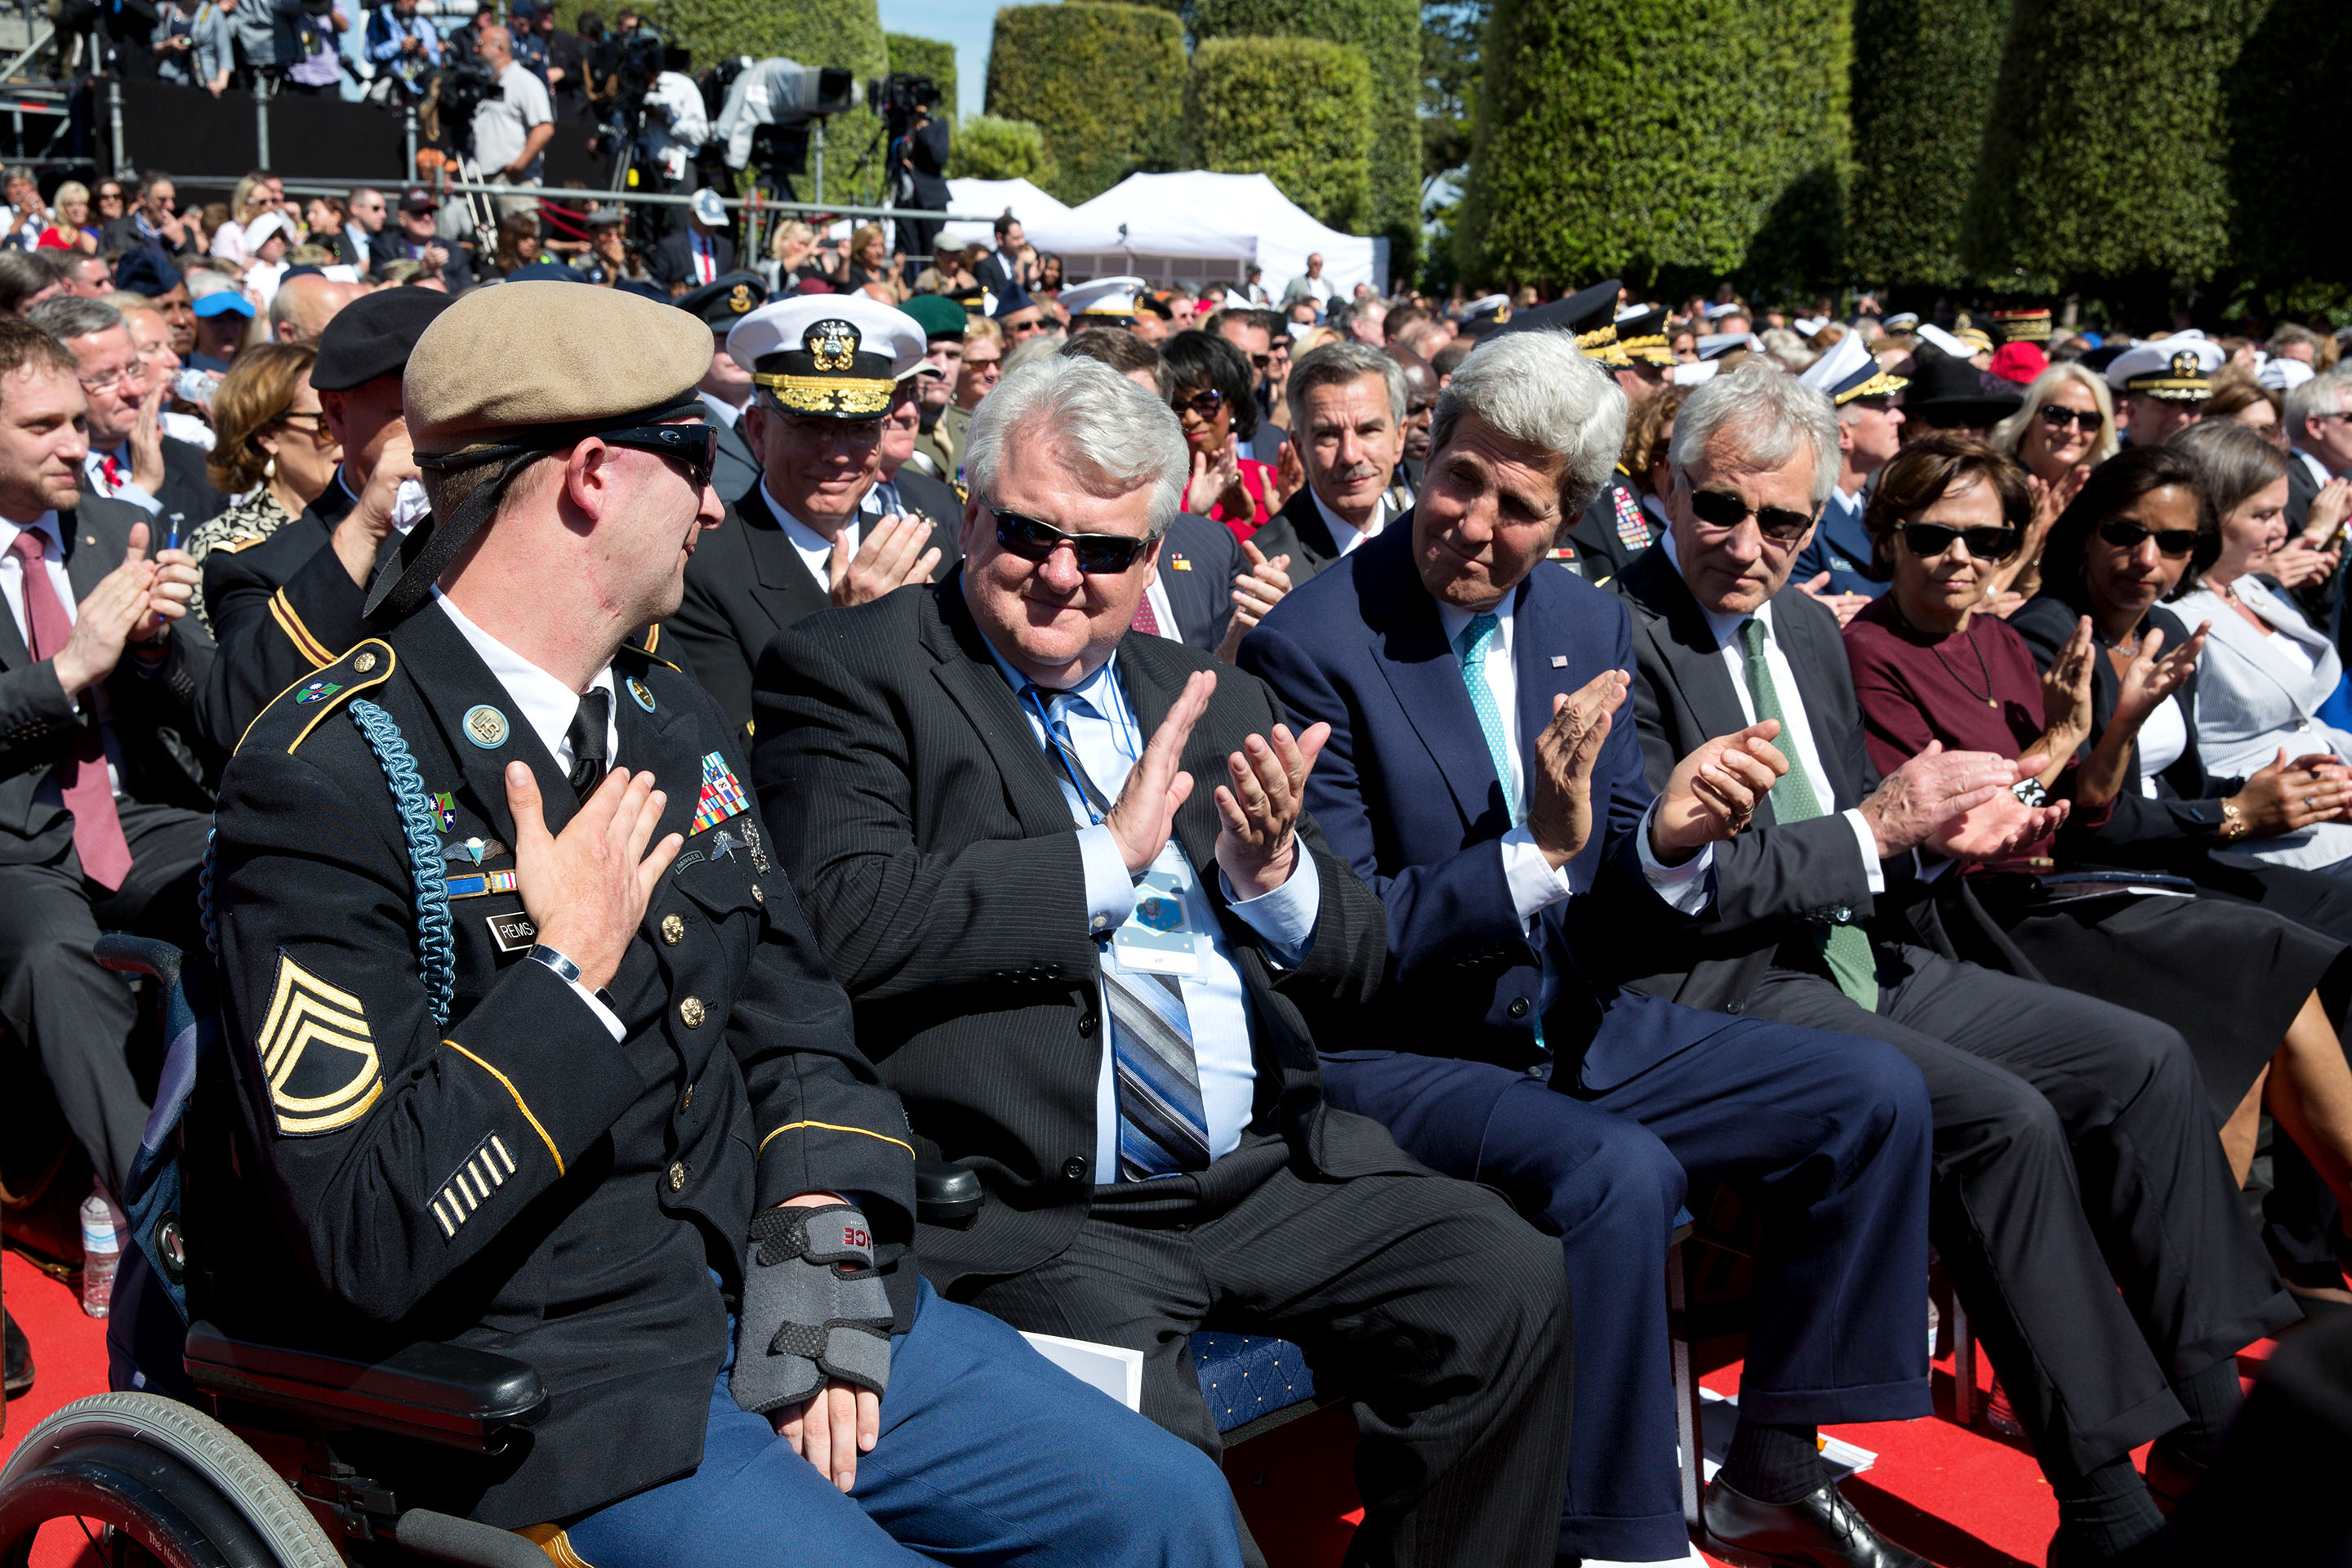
left=368, top=229, right=474, bottom=290
left=1617, top=546, right=1913, bottom=1011
left=652, top=229, right=737, bottom=291
left=664, top=481, right=959, bottom=741
left=0, top=501, right=214, bottom=858
left=1156, top=510, right=1243, bottom=653
left=750, top=579, right=1401, bottom=1290
left=87, top=434, right=223, bottom=531
left=708, top=408, right=760, bottom=508
left=1244, top=483, right=1353, bottom=590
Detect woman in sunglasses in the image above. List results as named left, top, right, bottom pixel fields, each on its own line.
left=1851, top=437, right=2352, bottom=1227
left=1162, top=330, right=1279, bottom=541
left=1988, top=363, right=2119, bottom=599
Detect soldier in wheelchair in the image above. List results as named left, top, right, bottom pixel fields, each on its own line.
left=0, top=283, right=1245, bottom=1567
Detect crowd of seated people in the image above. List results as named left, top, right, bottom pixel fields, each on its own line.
left=10, top=262, right=2352, bottom=1568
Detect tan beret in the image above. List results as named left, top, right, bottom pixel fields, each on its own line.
left=404, top=281, right=710, bottom=460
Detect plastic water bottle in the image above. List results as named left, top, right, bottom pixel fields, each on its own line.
left=80, top=1183, right=124, bottom=1319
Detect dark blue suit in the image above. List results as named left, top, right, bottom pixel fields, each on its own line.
left=1239, top=523, right=1932, bottom=1561
left=1790, top=491, right=1886, bottom=599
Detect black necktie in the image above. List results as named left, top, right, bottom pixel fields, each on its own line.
left=567, top=688, right=611, bottom=800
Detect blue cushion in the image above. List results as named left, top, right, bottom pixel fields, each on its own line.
left=1189, top=1332, right=1318, bottom=1434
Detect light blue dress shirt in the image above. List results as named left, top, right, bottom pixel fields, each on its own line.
left=986, top=640, right=1321, bottom=1178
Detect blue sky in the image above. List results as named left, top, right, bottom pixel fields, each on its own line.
left=878, top=0, right=1013, bottom=121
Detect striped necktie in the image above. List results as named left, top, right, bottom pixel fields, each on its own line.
left=1028, top=687, right=1213, bottom=1178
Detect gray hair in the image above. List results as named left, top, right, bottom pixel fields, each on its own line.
left=25, top=296, right=125, bottom=344
left=1669, top=361, right=1842, bottom=508
left=965, top=356, right=1189, bottom=537
left=2170, top=416, right=2289, bottom=518
left=1988, top=361, right=2120, bottom=466
left=1432, top=330, right=1626, bottom=514
left=2286, top=367, right=2352, bottom=439
left=1288, top=340, right=1406, bottom=424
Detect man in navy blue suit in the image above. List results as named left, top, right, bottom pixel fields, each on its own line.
left=1240, top=328, right=1936, bottom=1568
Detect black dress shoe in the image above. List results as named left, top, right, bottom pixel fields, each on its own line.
left=1702, top=1476, right=1932, bottom=1568
left=3, top=1307, right=31, bottom=1399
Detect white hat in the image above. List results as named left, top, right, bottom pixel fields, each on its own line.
left=689, top=188, right=728, bottom=228
left=1060, top=275, right=1148, bottom=318
left=2105, top=333, right=2224, bottom=402
left=243, top=210, right=295, bottom=252
left=725, top=295, right=927, bottom=417
left=1799, top=330, right=1908, bottom=405
left=1695, top=331, right=1753, bottom=360
left=2259, top=355, right=2316, bottom=394
left=1792, top=316, right=1829, bottom=336
left=1223, top=290, right=1254, bottom=310
left=1882, top=311, right=1921, bottom=332
left=1702, top=301, right=1744, bottom=320
left=1671, top=361, right=1721, bottom=387
left=1916, top=323, right=1976, bottom=359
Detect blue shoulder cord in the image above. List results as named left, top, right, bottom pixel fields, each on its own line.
left=197, top=699, right=455, bottom=1028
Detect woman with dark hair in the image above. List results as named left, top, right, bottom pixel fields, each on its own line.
left=1161, top=329, right=1276, bottom=541
left=1846, top=436, right=2352, bottom=1235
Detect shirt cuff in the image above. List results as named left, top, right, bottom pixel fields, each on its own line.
left=1076, top=823, right=1137, bottom=938
left=567, top=975, right=626, bottom=1042
left=110, top=483, right=163, bottom=517
left=1842, top=807, right=1886, bottom=894
left=1500, top=825, right=1575, bottom=920
left=1218, top=851, right=1320, bottom=968
left=1636, top=800, right=1715, bottom=915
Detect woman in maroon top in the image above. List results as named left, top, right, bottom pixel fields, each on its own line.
left=1846, top=434, right=2352, bottom=1213
left=1163, top=331, right=1279, bottom=540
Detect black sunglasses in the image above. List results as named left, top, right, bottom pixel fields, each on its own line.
left=1172, top=388, right=1224, bottom=420
left=991, top=504, right=1155, bottom=574
left=2037, top=403, right=2104, bottom=433
left=1687, top=487, right=1816, bottom=541
left=2096, top=518, right=2199, bottom=558
left=1897, top=520, right=2022, bottom=562
left=599, top=421, right=715, bottom=492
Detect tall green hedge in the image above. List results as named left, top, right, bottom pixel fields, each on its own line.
left=986, top=4, right=1187, bottom=203
left=1182, top=37, right=1374, bottom=231
left=947, top=116, right=1058, bottom=186
left=1847, top=0, right=2008, bottom=288
left=1192, top=0, right=1419, bottom=266
left=2223, top=0, right=2352, bottom=308
left=1463, top=0, right=1851, bottom=295
left=1962, top=0, right=2259, bottom=291
left=884, top=33, right=956, bottom=123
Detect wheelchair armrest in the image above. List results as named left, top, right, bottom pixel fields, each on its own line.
left=94, top=934, right=184, bottom=989
left=184, top=1321, right=549, bottom=1452
left=915, top=1160, right=981, bottom=1226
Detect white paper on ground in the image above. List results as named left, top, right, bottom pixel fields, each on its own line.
left=1692, top=1388, right=1877, bottom=1484
left=1018, top=1331, right=1146, bottom=1411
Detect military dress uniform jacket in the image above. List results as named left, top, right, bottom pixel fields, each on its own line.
left=1557, top=471, right=1658, bottom=589
left=193, top=604, right=917, bottom=1528
left=194, top=479, right=365, bottom=759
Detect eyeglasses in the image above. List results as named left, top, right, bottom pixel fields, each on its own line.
left=2096, top=517, right=2199, bottom=558
left=599, top=421, right=716, bottom=492
left=78, top=366, right=145, bottom=398
left=1896, top=520, right=2022, bottom=562
left=2037, top=403, right=2104, bottom=434
left=274, top=410, right=335, bottom=443
left=1171, top=388, right=1224, bottom=420
left=989, top=503, right=1155, bottom=574
left=1686, top=486, right=1816, bottom=541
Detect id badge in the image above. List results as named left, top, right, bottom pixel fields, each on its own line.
left=1111, top=843, right=1203, bottom=977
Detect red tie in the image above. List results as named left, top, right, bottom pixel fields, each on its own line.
left=100, top=453, right=120, bottom=490
left=1129, top=593, right=1164, bottom=637
left=10, top=531, right=131, bottom=889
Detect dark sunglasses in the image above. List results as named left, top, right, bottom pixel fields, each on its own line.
left=2037, top=403, right=2104, bottom=434
left=1247, top=353, right=1272, bottom=371
left=1687, top=487, right=1816, bottom=541
left=2096, top=518, right=2198, bottom=558
left=600, top=421, right=715, bottom=492
left=1897, top=520, right=2022, bottom=562
left=991, top=504, right=1155, bottom=574
left=1172, top=388, right=1225, bottom=420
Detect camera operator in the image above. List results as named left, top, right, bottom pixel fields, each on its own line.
left=890, top=86, right=949, bottom=277
left=473, top=24, right=555, bottom=217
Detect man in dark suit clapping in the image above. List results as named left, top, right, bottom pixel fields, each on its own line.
left=1245, top=340, right=1410, bottom=589
left=32, top=296, right=221, bottom=529
left=753, top=354, right=1574, bottom=1568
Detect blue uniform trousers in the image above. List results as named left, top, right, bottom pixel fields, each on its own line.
left=563, top=1278, right=1246, bottom=1567
left=1321, top=1013, right=1933, bottom=1563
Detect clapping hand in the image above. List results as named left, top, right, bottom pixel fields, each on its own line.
left=829, top=514, right=941, bottom=607
left=1795, top=572, right=1870, bottom=627
left=1860, top=741, right=2026, bottom=857
left=2114, top=621, right=2208, bottom=725
left=1104, top=670, right=1212, bottom=874
left=2226, top=748, right=2352, bottom=836
left=136, top=543, right=199, bottom=643
left=2305, top=477, right=2352, bottom=547
left=1213, top=719, right=1329, bottom=899
left=1924, top=786, right=2071, bottom=862
left=2035, top=615, right=2097, bottom=767
left=1654, top=719, right=1788, bottom=854
left=1526, top=670, right=1629, bottom=868
left=2268, top=537, right=2341, bottom=591
left=1215, top=541, right=1293, bottom=661
left=55, top=520, right=157, bottom=695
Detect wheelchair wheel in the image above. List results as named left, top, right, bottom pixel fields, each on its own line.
left=0, top=1392, right=341, bottom=1568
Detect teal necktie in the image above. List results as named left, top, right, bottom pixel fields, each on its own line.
left=1454, top=613, right=1519, bottom=823
left=1737, top=619, right=1878, bottom=1011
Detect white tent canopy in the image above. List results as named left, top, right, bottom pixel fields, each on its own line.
left=1010, top=172, right=1383, bottom=296
left=940, top=178, right=1072, bottom=252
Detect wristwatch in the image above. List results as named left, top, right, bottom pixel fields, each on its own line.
left=2010, top=777, right=2049, bottom=808
left=2220, top=800, right=2249, bottom=842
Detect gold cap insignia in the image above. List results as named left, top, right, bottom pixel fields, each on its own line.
left=808, top=319, right=860, bottom=372
left=2170, top=350, right=2203, bottom=381
left=728, top=283, right=754, bottom=314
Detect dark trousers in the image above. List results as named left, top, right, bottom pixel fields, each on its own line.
left=959, top=1138, right=1575, bottom=1568
left=1748, top=945, right=2300, bottom=1480
left=0, top=801, right=210, bottom=1196
left=1321, top=1017, right=1932, bottom=1564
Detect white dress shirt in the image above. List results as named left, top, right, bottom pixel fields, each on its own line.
left=1432, top=594, right=1713, bottom=922
left=1311, top=487, right=1388, bottom=557
left=82, top=446, right=163, bottom=517
left=699, top=390, right=746, bottom=431
left=2296, top=448, right=2332, bottom=491
left=433, top=589, right=626, bottom=1037
left=1659, top=532, right=1884, bottom=889
left=983, top=633, right=1321, bottom=1177
left=764, top=477, right=854, bottom=591
left=0, top=512, right=128, bottom=795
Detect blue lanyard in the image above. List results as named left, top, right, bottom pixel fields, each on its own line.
left=1023, top=678, right=1141, bottom=827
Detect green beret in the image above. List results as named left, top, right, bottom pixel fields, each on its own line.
left=901, top=294, right=969, bottom=342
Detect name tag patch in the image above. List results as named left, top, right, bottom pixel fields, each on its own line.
left=484, top=911, right=537, bottom=952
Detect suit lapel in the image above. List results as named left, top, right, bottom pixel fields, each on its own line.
left=1281, top=486, right=1343, bottom=563
left=1509, top=572, right=1579, bottom=790
left=1360, top=530, right=1510, bottom=828
left=1769, top=593, right=1869, bottom=811
left=1625, top=547, right=1753, bottom=743
left=922, top=581, right=1091, bottom=840
left=737, top=484, right=835, bottom=628
left=62, top=506, right=114, bottom=605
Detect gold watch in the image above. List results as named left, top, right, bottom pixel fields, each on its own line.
left=2220, top=800, right=2249, bottom=842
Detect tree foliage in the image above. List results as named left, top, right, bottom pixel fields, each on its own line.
left=1847, top=0, right=2008, bottom=288
left=1182, top=37, right=1374, bottom=230
left=1192, top=0, right=1419, bottom=266
left=985, top=3, right=1187, bottom=203
left=1419, top=0, right=1483, bottom=191
left=1463, top=0, right=1851, bottom=296
left=883, top=32, right=956, bottom=122
left=947, top=115, right=1058, bottom=187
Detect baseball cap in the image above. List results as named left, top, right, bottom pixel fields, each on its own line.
left=399, top=187, right=439, bottom=215
left=194, top=290, right=256, bottom=320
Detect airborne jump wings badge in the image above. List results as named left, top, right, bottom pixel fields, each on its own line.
left=256, top=953, right=383, bottom=1137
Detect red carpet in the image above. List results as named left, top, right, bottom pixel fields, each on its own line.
left=0, top=1247, right=2293, bottom=1568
